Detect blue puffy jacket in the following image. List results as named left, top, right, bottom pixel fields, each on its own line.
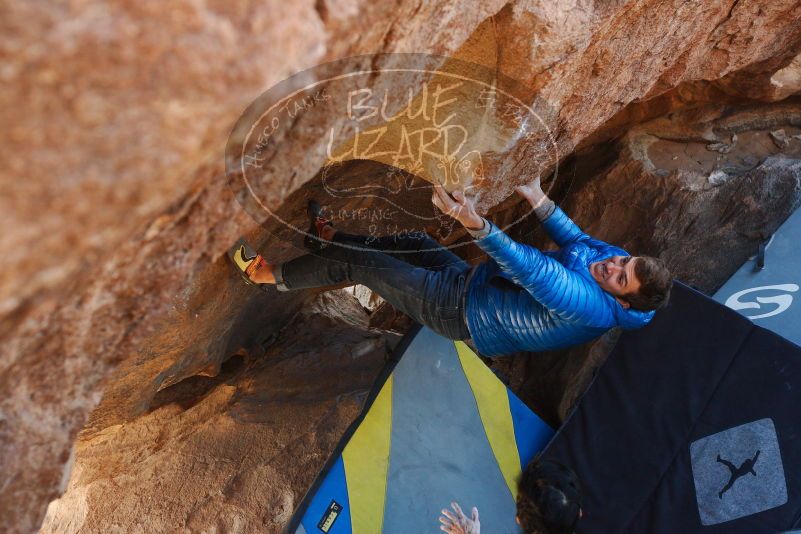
left=463, top=206, right=655, bottom=356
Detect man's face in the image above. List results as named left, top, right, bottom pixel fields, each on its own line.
left=589, top=255, right=641, bottom=307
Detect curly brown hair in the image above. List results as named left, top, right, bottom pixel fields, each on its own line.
left=517, top=459, right=581, bottom=533
left=625, top=256, right=672, bottom=311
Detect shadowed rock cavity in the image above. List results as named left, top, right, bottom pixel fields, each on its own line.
left=501, top=100, right=801, bottom=424
left=2, top=1, right=801, bottom=532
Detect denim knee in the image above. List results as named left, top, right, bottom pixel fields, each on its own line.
left=273, top=263, right=291, bottom=292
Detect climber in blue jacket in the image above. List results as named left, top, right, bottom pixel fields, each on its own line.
left=232, top=178, right=672, bottom=356
left=441, top=179, right=672, bottom=356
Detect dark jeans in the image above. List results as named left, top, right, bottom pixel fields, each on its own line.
left=274, top=231, right=472, bottom=341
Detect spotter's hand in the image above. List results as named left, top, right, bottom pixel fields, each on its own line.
left=439, top=502, right=480, bottom=534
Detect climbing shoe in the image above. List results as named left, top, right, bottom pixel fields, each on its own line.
left=228, top=238, right=269, bottom=291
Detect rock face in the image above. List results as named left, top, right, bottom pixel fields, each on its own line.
left=2, top=1, right=801, bottom=532
left=40, top=290, right=394, bottom=534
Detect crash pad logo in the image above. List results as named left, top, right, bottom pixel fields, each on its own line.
left=316, top=500, right=342, bottom=533
left=724, top=284, right=799, bottom=320
left=690, top=418, right=787, bottom=526
left=225, top=54, right=558, bottom=261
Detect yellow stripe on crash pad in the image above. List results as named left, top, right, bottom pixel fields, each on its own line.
left=455, top=341, right=521, bottom=500
left=342, top=376, right=393, bottom=534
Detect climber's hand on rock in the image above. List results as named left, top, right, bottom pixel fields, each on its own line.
left=439, top=502, right=480, bottom=534
left=431, top=182, right=484, bottom=231
left=515, top=176, right=547, bottom=208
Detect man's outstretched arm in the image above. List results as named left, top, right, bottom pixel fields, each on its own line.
left=431, top=184, right=611, bottom=325
left=516, top=177, right=605, bottom=248
left=467, top=217, right=608, bottom=323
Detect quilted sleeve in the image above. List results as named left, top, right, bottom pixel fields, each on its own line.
left=540, top=205, right=610, bottom=250
left=468, top=219, right=612, bottom=324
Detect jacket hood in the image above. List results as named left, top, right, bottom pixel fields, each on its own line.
left=612, top=298, right=655, bottom=329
